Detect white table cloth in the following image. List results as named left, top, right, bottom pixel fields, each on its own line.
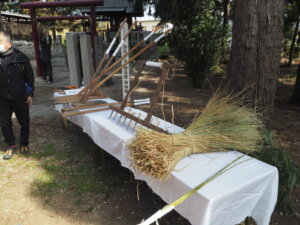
left=55, top=92, right=278, bottom=225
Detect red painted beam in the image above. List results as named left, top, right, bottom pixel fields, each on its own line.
left=29, top=8, right=43, bottom=78
left=36, top=16, right=89, bottom=21
left=20, top=0, right=103, bottom=9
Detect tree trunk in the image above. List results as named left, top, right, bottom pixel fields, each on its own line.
left=0, top=3, right=2, bottom=29
left=288, top=3, right=300, bottom=66
left=290, top=63, right=300, bottom=105
left=227, top=0, right=284, bottom=122
left=52, top=28, right=56, bottom=41
left=223, top=0, right=230, bottom=28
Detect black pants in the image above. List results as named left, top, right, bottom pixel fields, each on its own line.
left=41, top=58, right=53, bottom=82
left=0, top=98, right=30, bottom=146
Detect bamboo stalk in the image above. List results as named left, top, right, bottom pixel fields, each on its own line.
left=138, top=155, right=250, bottom=225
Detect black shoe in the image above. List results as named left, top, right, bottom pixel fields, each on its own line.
left=3, top=145, right=17, bottom=160
left=20, top=145, right=30, bottom=154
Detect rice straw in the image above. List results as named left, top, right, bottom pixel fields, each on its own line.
left=129, top=93, right=264, bottom=180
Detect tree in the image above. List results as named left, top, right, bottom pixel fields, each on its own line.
left=290, top=63, right=300, bottom=105
left=148, top=0, right=226, bottom=88
left=227, top=0, right=284, bottom=122
left=287, top=1, right=300, bottom=66
left=283, top=0, right=300, bottom=62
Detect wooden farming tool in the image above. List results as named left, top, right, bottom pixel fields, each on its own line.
left=80, top=21, right=137, bottom=103
left=78, top=26, right=164, bottom=103
left=57, top=26, right=171, bottom=103
left=89, top=18, right=127, bottom=82
left=81, top=29, right=171, bottom=104
left=109, top=60, right=175, bottom=133
left=53, top=18, right=127, bottom=104
left=54, top=24, right=162, bottom=104
left=60, top=101, right=126, bottom=126
left=55, top=24, right=162, bottom=103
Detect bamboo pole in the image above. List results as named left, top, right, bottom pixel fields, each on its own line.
left=138, top=155, right=250, bottom=225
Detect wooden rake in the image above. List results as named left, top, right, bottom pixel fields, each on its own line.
left=53, top=18, right=128, bottom=104
left=109, top=60, right=175, bottom=133
left=80, top=29, right=171, bottom=104
left=80, top=20, right=138, bottom=103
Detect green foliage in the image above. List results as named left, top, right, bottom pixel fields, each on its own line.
left=250, top=131, right=300, bottom=214
left=148, top=0, right=227, bottom=88
left=283, top=0, right=300, bottom=58
left=158, top=42, right=169, bottom=55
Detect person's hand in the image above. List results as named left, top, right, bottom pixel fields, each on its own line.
left=26, top=96, right=33, bottom=107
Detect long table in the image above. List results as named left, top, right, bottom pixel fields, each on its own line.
left=55, top=95, right=278, bottom=225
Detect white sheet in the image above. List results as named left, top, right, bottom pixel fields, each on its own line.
left=54, top=92, right=278, bottom=225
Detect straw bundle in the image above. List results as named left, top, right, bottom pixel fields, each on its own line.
left=129, top=93, right=264, bottom=180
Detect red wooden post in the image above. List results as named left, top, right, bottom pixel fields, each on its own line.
left=29, top=8, right=43, bottom=77
left=90, top=5, right=97, bottom=69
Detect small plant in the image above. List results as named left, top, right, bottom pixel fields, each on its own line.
left=158, top=42, right=170, bottom=55
left=250, top=131, right=300, bottom=214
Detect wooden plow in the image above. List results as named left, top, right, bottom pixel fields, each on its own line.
left=53, top=25, right=169, bottom=105
left=109, top=60, right=175, bottom=133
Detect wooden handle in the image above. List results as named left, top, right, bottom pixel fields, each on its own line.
left=62, top=102, right=121, bottom=112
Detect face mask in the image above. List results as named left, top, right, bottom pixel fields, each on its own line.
left=0, top=44, right=8, bottom=53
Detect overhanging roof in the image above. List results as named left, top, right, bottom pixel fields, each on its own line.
left=1, top=11, right=30, bottom=19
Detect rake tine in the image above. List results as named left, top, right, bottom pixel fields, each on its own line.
left=133, top=113, right=142, bottom=130
left=133, top=121, right=138, bottom=130
left=121, top=117, right=128, bottom=127
left=117, top=114, right=123, bottom=124
left=126, top=119, right=133, bottom=130
left=113, top=111, right=119, bottom=120
left=109, top=109, right=114, bottom=118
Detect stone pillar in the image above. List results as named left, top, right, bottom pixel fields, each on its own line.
left=121, top=23, right=130, bottom=100
left=66, top=32, right=82, bottom=87
left=79, top=33, right=94, bottom=85
left=94, top=35, right=105, bottom=76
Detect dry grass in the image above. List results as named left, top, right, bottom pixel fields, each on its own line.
left=129, top=93, right=264, bottom=180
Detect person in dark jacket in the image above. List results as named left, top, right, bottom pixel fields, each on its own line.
left=40, top=29, right=53, bottom=83
left=0, top=30, right=34, bottom=160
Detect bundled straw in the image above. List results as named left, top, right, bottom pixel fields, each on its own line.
left=129, top=93, right=264, bottom=180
